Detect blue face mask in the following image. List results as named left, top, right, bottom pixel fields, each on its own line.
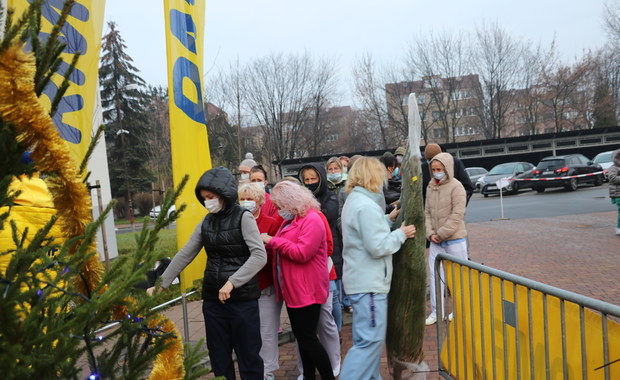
left=278, top=210, right=295, bottom=220
left=327, top=173, right=342, bottom=183
left=393, top=167, right=400, bottom=177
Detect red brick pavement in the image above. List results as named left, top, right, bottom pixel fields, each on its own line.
left=162, top=211, right=619, bottom=379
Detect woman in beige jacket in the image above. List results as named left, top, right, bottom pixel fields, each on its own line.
left=424, top=152, right=468, bottom=325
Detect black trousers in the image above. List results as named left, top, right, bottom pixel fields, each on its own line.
left=202, top=299, right=263, bottom=380
left=287, top=304, right=335, bottom=380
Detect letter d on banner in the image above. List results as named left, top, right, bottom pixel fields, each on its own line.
left=164, top=0, right=212, bottom=290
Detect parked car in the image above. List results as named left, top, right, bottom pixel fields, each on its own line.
left=477, top=162, right=536, bottom=197
left=465, top=167, right=488, bottom=191
left=593, top=150, right=615, bottom=181
left=531, top=154, right=604, bottom=192
left=149, top=205, right=176, bottom=219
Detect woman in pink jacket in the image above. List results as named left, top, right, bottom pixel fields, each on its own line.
left=261, top=180, right=334, bottom=380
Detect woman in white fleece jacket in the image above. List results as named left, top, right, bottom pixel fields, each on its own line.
left=339, top=157, right=416, bottom=380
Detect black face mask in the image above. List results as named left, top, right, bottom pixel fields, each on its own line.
left=306, top=182, right=320, bottom=193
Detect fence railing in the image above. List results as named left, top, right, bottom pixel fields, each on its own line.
left=95, top=290, right=198, bottom=342
left=434, top=253, right=620, bottom=380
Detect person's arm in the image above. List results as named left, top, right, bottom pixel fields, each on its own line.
left=436, top=184, right=467, bottom=239
left=321, top=192, right=339, bottom=225
left=227, top=212, right=267, bottom=288
left=159, top=222, right=204, bottom=288
left=267, top=213, right=325, bottom=263
left=358, top=205, right=406, bottom=258
left=609, top=165, right=620, bottom=185
left=454, top=158, right=474, bottom=204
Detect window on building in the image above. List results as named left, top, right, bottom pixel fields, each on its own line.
left=432, top=111, right=443, bottom=121
left=417, top=94, right=426, bottom=104
left=450, top=89, right=471, bottom=100
left=432, top=128, right=444, bottom=138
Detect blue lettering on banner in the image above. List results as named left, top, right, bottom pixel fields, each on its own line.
left=172, top=57, right=206, bottom=124
left=170, top=9, right=197, bottom=54
left=29, top=0, right=90, bottom=144
left=169, top=5, right=206, bottom=125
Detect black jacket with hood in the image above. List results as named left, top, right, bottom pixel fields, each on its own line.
left=298, top=163, right=343, bottom=278
left=195, top=167, right=260, bottom=301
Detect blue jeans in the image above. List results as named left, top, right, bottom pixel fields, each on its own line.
left=337, top=279, right=351, bottom=307
left=331, top=280, right=342, bottom=331
left=339, top=293, right=387, bottom=380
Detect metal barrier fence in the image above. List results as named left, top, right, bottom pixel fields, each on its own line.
left=95, top=290, right=197, bottom=342
left=434, top=253, right=620, bottom=380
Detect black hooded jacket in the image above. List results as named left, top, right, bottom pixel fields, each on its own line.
left=195, top=167, right=260, bottom=301
left=298, top=163, right=343, bottom=277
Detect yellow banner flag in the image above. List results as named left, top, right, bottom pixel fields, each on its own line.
left=8, top=0, right=106, bottom=164
left=164, top=0, right=212, bottom=290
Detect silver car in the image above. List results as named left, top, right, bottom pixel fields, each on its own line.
left=477, top=162, right=535, bottom=197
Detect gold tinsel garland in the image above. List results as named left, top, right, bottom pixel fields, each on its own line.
left=0, top=44, right=184, bottom=380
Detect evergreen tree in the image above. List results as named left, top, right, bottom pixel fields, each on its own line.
left=99, top=21, right=153, bottom=217
left=0, top=2, right=208, bottom=379
left=592, top=78, right=618, bottom=128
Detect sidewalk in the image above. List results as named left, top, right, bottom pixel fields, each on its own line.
left=162, top=211, right=620, bottom=379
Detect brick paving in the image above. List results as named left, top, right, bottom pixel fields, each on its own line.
left=161, top=211, right=619, bottom=379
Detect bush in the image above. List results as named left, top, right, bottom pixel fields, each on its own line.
left=134, top=192, right=154, bottom=216
left=114, top=197, right=127, bottom=219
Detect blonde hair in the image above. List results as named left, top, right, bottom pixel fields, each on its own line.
left=237, top=183, right=265, bottom=205
left=270, top=181, right=320, bottom=217
left=345, top=156, right=386, bottom=194
left=326, top=156, right=343, bottom=171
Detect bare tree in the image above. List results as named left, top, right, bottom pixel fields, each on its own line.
left=604, top=0, right=620, bottom=44
left=406, top=31, right=475, bottom=143
left=352, top=53, right=394, bottom=149
left=243, top=52, right=337, bottom=165
left=204, top=60, right=248, bottom=165
left=512, top=41, right=558, bottom=135
left=541, top=56, right=593, bottom=132
left=470, top=24, right=523, bottom=139
left=301, top=58, right=339, bottom=156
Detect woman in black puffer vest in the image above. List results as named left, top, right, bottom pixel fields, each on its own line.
left=155, top=167, right=267, bottom=380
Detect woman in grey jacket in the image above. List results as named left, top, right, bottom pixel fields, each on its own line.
left=339, top=157, right=416, bottom=380
left=149, top=167, right=267, bottom=380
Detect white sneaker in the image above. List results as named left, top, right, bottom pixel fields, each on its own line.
left=616, top=228, right=620, bottom=235
left=425, top=314, right=437, bottom=325
left=447, top=313, right=453, bottom=321
left=264, top=374, right=275, bottom=380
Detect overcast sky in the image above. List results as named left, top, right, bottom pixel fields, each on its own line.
left=104, top=0, right=610, bottom=103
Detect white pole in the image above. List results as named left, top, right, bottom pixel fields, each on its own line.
left=499, top=185, right=505, bottom=219
left=0, top=0, right=7, bottom=40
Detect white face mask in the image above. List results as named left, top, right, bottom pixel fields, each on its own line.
left=240, top=200, right=257, bottom=213
left=278, top=209, right=295, bottom=220
left=433, top=171, right=446, bottom=181
left=204, top=198, right=222, bottom=213
left=240, top=173, right=250, bottom=181
left=253, top=181, right=265, bottom=190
